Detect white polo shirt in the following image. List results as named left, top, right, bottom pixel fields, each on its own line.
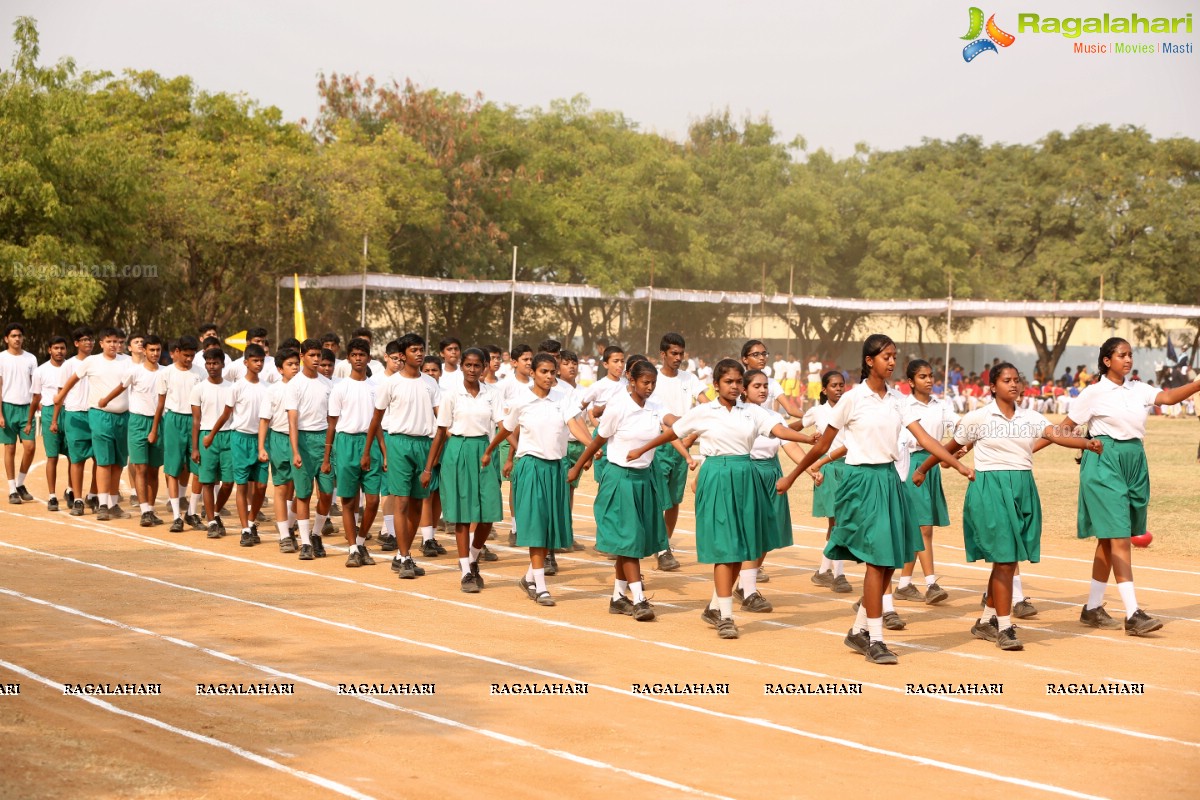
left=581, top=376, right=626, bottom=410
left=498, top=374, right=535, bottom=412
left=598, top=392, right=668, bottom=469
left=801, top=402, right=847, bottom=452
left=505, top=387, right=581, bottom=460
left=225, top=356, right=280, bottom=386
left=672, top=399, right=778, bottom=457
left=650, top=368, right=706, bottom=418
left=900, top=395, right=960, bottom=452
left=329, top=377, right=378, bottom=435
left=437, top=383, right=503, bottom=437
left=228, top=378, right=269, bottom=435
left=284, top=372, right=333, bottom=432
left=189, top=380, right=234, bottom=431
left=77, top=355, right=131, bottom=414
left=750, top=407, right=786, bottom=461
left=261, top=380, right=292, bottom=435
left=954, top=403, right=1052, bottom=471
left=828, top=382, right=915, bottom=466
left=32, top=360, right=71, bottom=404
left=0, top=350, right=37, bottom=404
left=1069, top=376, right=1161, bottom=440
left=158, top=365, right=203, bottom=415
left=122, top=363, right=161, bottom=417
left=63, top=355, right=91, bottom=412
left=438, top=367, right=465, bottom=393
left=374, top=372, right=440, bottom=437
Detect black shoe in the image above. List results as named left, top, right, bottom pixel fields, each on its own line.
left=17, top=485, right=33, bottom=502
left=739, top=591, right=773, bottom=613
left=95, top=504, right=110, bottom=521
left=656, top=549, right=681, bottom=571
left=70, top=499, right=85, bottom=516
left=431, top=537, right=447, bottom=555
left=345, top=547, right=364, bottom=567
left=1125, top=608, right=1163, bottom=636
left=206, top=522, right=221, bottom=539
left=844, top=628, right=870, bottom=655
left=150, top=512, right=165, bottom=526
left=139, top=511, right=154, bottom=528
left=311, top=533, right=326, bottom=557
left=108, top=504, right=131, bottom=520
left=9, top=491, right=22, bottom=505
left=470, top=560, right=484, bottom=589
left=507, top=531, right=517, bottom=547
left=185, top=513, right=205, bottom=531
left=517, top=576, right=537, bottom=600
left=882, top=611, right=907, bottom=631
left=215, top=516, right=226, bottom=533
left=87, top=495, right=100, bottom=514
left=379, top=535, right=398, bottom=552
left=421, top=539, right=440, bottom=558
left=609, top=596, right=635, bottom=615
left=700, top=606, right=722, bottom=628
left=64, top=488, right=75, bottom=507
left=1012, top=599, right=1038, bottom=619
left=279, top=534, right=298, bottom=554
left=239, top=530, right=255, bottom=547
left=1079, top=604, right=1122, bottom=630
left=996, top=625, right=1024, bottom=651
left=411, top=559, right=426, bottom=576
left=460, top=572, right=481, bottom=593
left=298, top=543, right=315, bottom=561
left=924, top=582, right=950, bottom=604
left=47, top=497, right=59, bottom=512
left=255, top=511, right=267, bottom=523
left=632, top=600, right=655, bottom=622
left=544, top=553, right=558, bottom=576
left=865, top=641, right=899, bottom=665
left=250, top=523, right=261, bottom=544
left=169, top=517, right=184, bottom=533
left=322, top=518, right=335, bottom=536
left=971, top=617, right=999, bottom=642
left=480, top=544, right=498, bottom=562
left=534, top=591, right=556, bottom=607
left=395, top=556, right=417, bottom=579
left=487, top=529, right=497, bottom=540
left=716, top=617, right=739, bottom=639
left=358, top=545, right=376, bottom=566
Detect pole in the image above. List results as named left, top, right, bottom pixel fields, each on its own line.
left=760, top=263, right=767, bottom=338
left=275, top=279, right=281, bottom=346
left=507, top=246, right=517, bottom=354
left=1098, top=271, right=1104, bottom=327
left=644, top=261, right=655, bottom=355
left=360, top=233, right=368, bottom=327
left=785, top=262, right=794, bottom=358
left=944, top=273, right=953, bottom=384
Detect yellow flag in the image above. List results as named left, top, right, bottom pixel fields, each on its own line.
left=224, top=330, right=248, bottom=352
left=293, top=274, right=307, bottom=341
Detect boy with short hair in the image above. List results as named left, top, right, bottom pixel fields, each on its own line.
left=190, top=348, right=235, bottom=539
left=153, top=336, right=204, bottom=531
left=101, top=334, right=165, bottom=526
left=0, top=322, right=38, bottom=503
left=418, top=355, right=448, bottom=557
left=259, top=348, right=301, bottom=552
left=227, top=343, right=270, bottom=546
left=225, top=327, right=279, bottom=385
left=55, top=327, right=132, bottom=520
left=286, top=338, right=334, bottom=560
left=438, top=337, right=463, bottom=391
left=29, top=336, right=71, bottom=510
left=366, top=333, right=441, bottom=578
left=319, top=349, right=337, bottom=382
left=51, top=327, right=97, bottom=514
left=375, top=340, right=404, bottom=551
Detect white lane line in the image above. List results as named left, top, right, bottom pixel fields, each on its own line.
left=0, top=588, right=733, bottom=800
left=0, top=658, right=376, bottom=800
left=0, top=564, right=1114, bottom=800
left=2, top=537, right=1196, bottom=762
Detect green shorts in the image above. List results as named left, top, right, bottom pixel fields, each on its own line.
left=162, top=410, right=194, bottom=478
left=41, top=406, right=67, bottom=459
left=654, top=445, right=688, bottom=507
left=230, top=430, right=268, bottom=485
left=65, top=410, right=93, bottom=464
left=127, top=412, right=164, bottom=468
left=333, top=432, right=383, bottom=498
left=0, top=402, right=34, bottom=445
left=293, top=429, right=334, bottom=500
left=564, top=440, right=586, bottom=489
left=386, top=432, right=432, bottom=499
left=88, top=408, right=128, bottom=467
left=267, top=429, right=294, bottom=487
left=197, top=429, right=233, bottom=485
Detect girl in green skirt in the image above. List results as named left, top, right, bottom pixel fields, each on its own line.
left=917, top=362, right=1097, bottom=650
left=631, top=360, right=813, bottom=640
left=736, top=369, right=815, bottom=613
left=777, top=335, right=973, bottom=665
left=1045, top=338, right=1200, bottom=636
left=895, top=359, right=958, bottom=606
left=483, top=353, right=592, bottom=607
left=424, top=349, right=504, bottom=593
left=569, top=360, right=677, bottom=622
left=802, top=370, right=851, bottom=593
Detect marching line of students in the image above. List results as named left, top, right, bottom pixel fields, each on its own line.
left=6, top=320, right=1200, bottom=659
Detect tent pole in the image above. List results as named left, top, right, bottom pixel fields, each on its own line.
left=275, top=279, right=281, bottom=346
left=944, top=274, right=953, bottom=385
left=785, top=262, right=794, bottom=358
left=360, top=233, right=368, bottom=327
left=508, top=246, right=517, bottom=354
left=645, top=261, right=654, bottom=355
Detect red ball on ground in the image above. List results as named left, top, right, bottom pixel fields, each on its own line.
left=1131, top=532, right=1153, bottom=548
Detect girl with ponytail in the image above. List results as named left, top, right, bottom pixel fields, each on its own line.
left=802, top=370, right=852, bottom=593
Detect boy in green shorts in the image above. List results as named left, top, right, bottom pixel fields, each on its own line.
left=153, top=336, right=204, bottom=531
left=100, top=334, right=165, bottom=526
left=190, top=348, right=234, bottom=539
left=286, top=338, right=334, bottom=560
left=418, top=354, right=447, bottom=558
left=226, top=343, right=270, bottom=546
left=29, top=336, right=71, bottom=510
left=0, top=322, right=39, bottom=503
left=259, top=348, right=301, bottom=551
left=51, top=326, right=97, bottom=514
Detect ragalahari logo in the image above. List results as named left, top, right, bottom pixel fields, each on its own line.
left=962, top=7, right=1016, bottom=61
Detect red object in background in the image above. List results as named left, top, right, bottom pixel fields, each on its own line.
left=1131, top=532, right=1153, bottom=548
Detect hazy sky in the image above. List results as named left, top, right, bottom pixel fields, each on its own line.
left=5, top=0, right=1198, bottom=155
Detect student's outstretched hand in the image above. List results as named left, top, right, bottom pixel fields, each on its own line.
left=502, top=458, right=514, bottom=479
left=419, top=470, right=430, bottom=489
left=292, top=453, right=303, bottom=469
left=566, top=464, right=580, bottom=484
left=1085, top=439, right=1103, bottom=454
left=912, top=471, right=926, bottom=487
left=807, top=467, right=822, bottom=486
left=202, top=432, right=214, bottom=449
left=320, top=458, right=331, bottom=475
left=480, top=452, right=491, bottom=468
left=686, top=457, right=699, bottom=471
left=775, top=475, right=795, bottom=495
left=359, top=452, right=371, bottom=470
left=956, top=465, right=975, bottom=481
left=259, top=448, right=269, bottom=463
left=191, top=450, right=202, bottom=465
left=626, top=447, right=644, bottom=463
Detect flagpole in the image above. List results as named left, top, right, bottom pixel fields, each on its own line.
left=507, top=246, right=517, bottom=354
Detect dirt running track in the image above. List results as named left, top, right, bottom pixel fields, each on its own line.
left=1, top=467, right=1197, bottom=800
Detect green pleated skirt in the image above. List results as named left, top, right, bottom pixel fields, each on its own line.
left=811, top=457, right=844, bottom=519
left=963, top=470, right=1042, bottom=563
left=903, top=449, right=951, bottom=527
left=512, top=455, right=574, bottom=549
left=593, top=463, right=669, bottom=558
left=694, top=455, right=769, bottom=564
left=825, top=463, right=922, bottom=568
left=440, top=435, right=502, bottom=524
left=1077, top=436, right=1149, bottom=540
left=752, top=456, right=793, bottom=552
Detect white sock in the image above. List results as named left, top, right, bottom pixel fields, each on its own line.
left=459, top=557, right=472, bottom=576
left=87, top=493, right=97, bottom=502
left=613, top=579, right=629, bottom=600
left=48, top=493, right=56, bottom=501
left=740, top=569, right=758, bottom=596
left=866, top=617, right=884, bottom=643
left=897, top=576, right=912, bottom=589
left=1116, top=581, right=1138, bottom=619
left=313, top=513, right=327, bottom=535
left=297, top=519, right=312, bottom=546
left=384, top=515, right=396, bottom=538
left=8, top=479, right=17, bottom=493
left=276, top=522, right=289, bottom=538
left=420, top=525, right=434, bottom=542
left=16, top=471, right=27, bottom=487
left=717, top=596, right=734, bottom=620
left=1086, top=579, right=1107, bottom=610
left=104, top=493, right=115, bottom=508
left=1011, top=575, right=1025, bottom=603
left=819, top=556, right=833, bottom=573
left=980, top=606, right=996, bottom=624
left=532, top=567, right=547, bottom=593
left=925, top=574, right=938, bottom=587
left=630, top=581, right=645, bottom=603
left=356, top=535, right=365, bottom=546
left=469, top=545, right=481, bottom=563
left=853, top=603, right=868, bottom=633
left=140, top=503, right=153, bottom=514
left=188, top=493, right=199, bottom=515
left=524, top=566, right=534, bottom=583
left=882, top=593, right=895, bottom=613
left=832, top=560, right=844, bottom=577
left=997, top=615, right=1012, bottom=630
left=242, top=527, right=251, bottom=535
left=708, top=590, right=720, bottom=611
